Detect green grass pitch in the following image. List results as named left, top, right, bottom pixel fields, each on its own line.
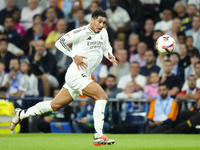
left=1, top=134, right=200, bottom=150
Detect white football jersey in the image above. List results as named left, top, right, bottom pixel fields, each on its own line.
left=55, top=24, right=113, bottom=77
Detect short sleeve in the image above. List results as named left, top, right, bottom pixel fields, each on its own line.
left=2, top=74, right=8, bottom=86
left=182, top=80, right=188, bottom=91
left=19, top=75, right=27, bottom=92
left=117, top=76, right=126, bottom=89
left=99, top=65, right=108, bottom=78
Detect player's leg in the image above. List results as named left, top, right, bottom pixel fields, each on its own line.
left=82, top=82, right=115, bottom=145
left=10, top=88, right=73, bottom=131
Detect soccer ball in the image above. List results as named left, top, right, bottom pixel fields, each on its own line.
left=156, top=35, right=175, bottom=54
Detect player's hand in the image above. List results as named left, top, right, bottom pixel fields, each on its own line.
left=73, top=55, right=88, bottom=70
left=108, top=52, right=118, bottom=65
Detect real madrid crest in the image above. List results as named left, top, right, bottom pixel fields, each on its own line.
left=100, top=34, right=103, bottom=40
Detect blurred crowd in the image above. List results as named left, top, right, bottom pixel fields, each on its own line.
left=0, top=0, right=200, bottom=134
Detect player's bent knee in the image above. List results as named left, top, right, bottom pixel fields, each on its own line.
left=94, top=92, right=108, bottom=100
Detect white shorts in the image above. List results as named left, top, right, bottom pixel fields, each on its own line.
left=63, top=68, right=93, bottom=100
left=46, top=74, right=59, bottom=88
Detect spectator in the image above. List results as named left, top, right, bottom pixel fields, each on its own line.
left=45, top=19, right=70, bottom=82
left=0, top=39, right=15, bottom=72
left=154, top=9, right=173, bottom=32
left=140, top=19, right=154, bottom=49
left=20, top=58, right=39, bottom=109
left=185, top=52, right=200, bottom=80
left=188, top=0, right=200, bottom=11
left=0, top=59, right=7, bottom=87
left=21, top=22, right=46, bottom=55
left=3, top=59, right=26, bottom=107
left=106, top=0, right=131, bottom=37
left=3, top=15, right=21, bottom=47
left=29, top=39, right=59, bottom=97
left=143, top=72, right=159, bottom=103
left=169, top=52, right=185, bottom=82
left=41, top=0, right=64, bottom=21
left=174, top=31, right=186, bottom=53
left=186, top=36, right=199, bottom=57
left=103, top=39, right=124, bottom=69
left=43, top=7, right=58, bottom=37
left=187, top=4, right=198, bottom=19
left=67, top=8, right=85, bottom=31
left=156, top=52, right=168, bottom=69
left=145, top=83, right=179, bottom=133
left=129, top=42, right=147, bottom=67
left=165, top=18, right=182, bottom=42
left=176, top=75, right=200, bottom=110
left=13, top=10, right=26, bottom=37
left=182, top=61, right=200, bottom=90
left=128, top=33, right=139, bottom=60
left=0, top=30, right=24, bottom=57
left=117, top=61, right=147, bottom=91
left=104, top=75, right=121, bottom=99
left=178, top=43, right=191, bottom=69
left=185, top=15, right=200, bottom=52
left=140, top=49, right=160, bottom=84
left=174, top=1, right=191, bottom=32
left=65, top=0, right=83, bottom=23
left=159, top=53, right=184, bottom=83
left=20, top=0, right=43, bottom=30
left=116, top=81, right=143, bottom=113
left=24, top=14, right=42, bottom=39
left=84, top=1, right=100, bottom=23
left=140, top=0, right=160, bottom=23
left=92, top=63, right=108, bottom=87
left=72, top=98, right=109, bottom=133
left=0, top=0, right=19, bottom=25
left=152, top=30, right=164, bottom=57
left=160, top=60, right=182, bottom=97
left=116, top=81, right=143, bottom=99
left=109, top=49, right=130, bottom=81
left=119, top=0, right=143, bottom=33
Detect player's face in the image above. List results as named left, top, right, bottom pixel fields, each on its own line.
left=91, top=16, right=107, bottom=33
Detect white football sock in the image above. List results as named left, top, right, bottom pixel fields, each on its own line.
left=93, top=100, right=107, bottom=138
left=20, top=101, right=53, bottom=119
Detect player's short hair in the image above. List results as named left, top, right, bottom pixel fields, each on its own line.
left=92, top=10, right=107, bottom=19
left=107, top=74, right=116, bottom=80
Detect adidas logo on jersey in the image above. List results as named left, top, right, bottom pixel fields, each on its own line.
left=87, top=36, right=92, bottom=40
